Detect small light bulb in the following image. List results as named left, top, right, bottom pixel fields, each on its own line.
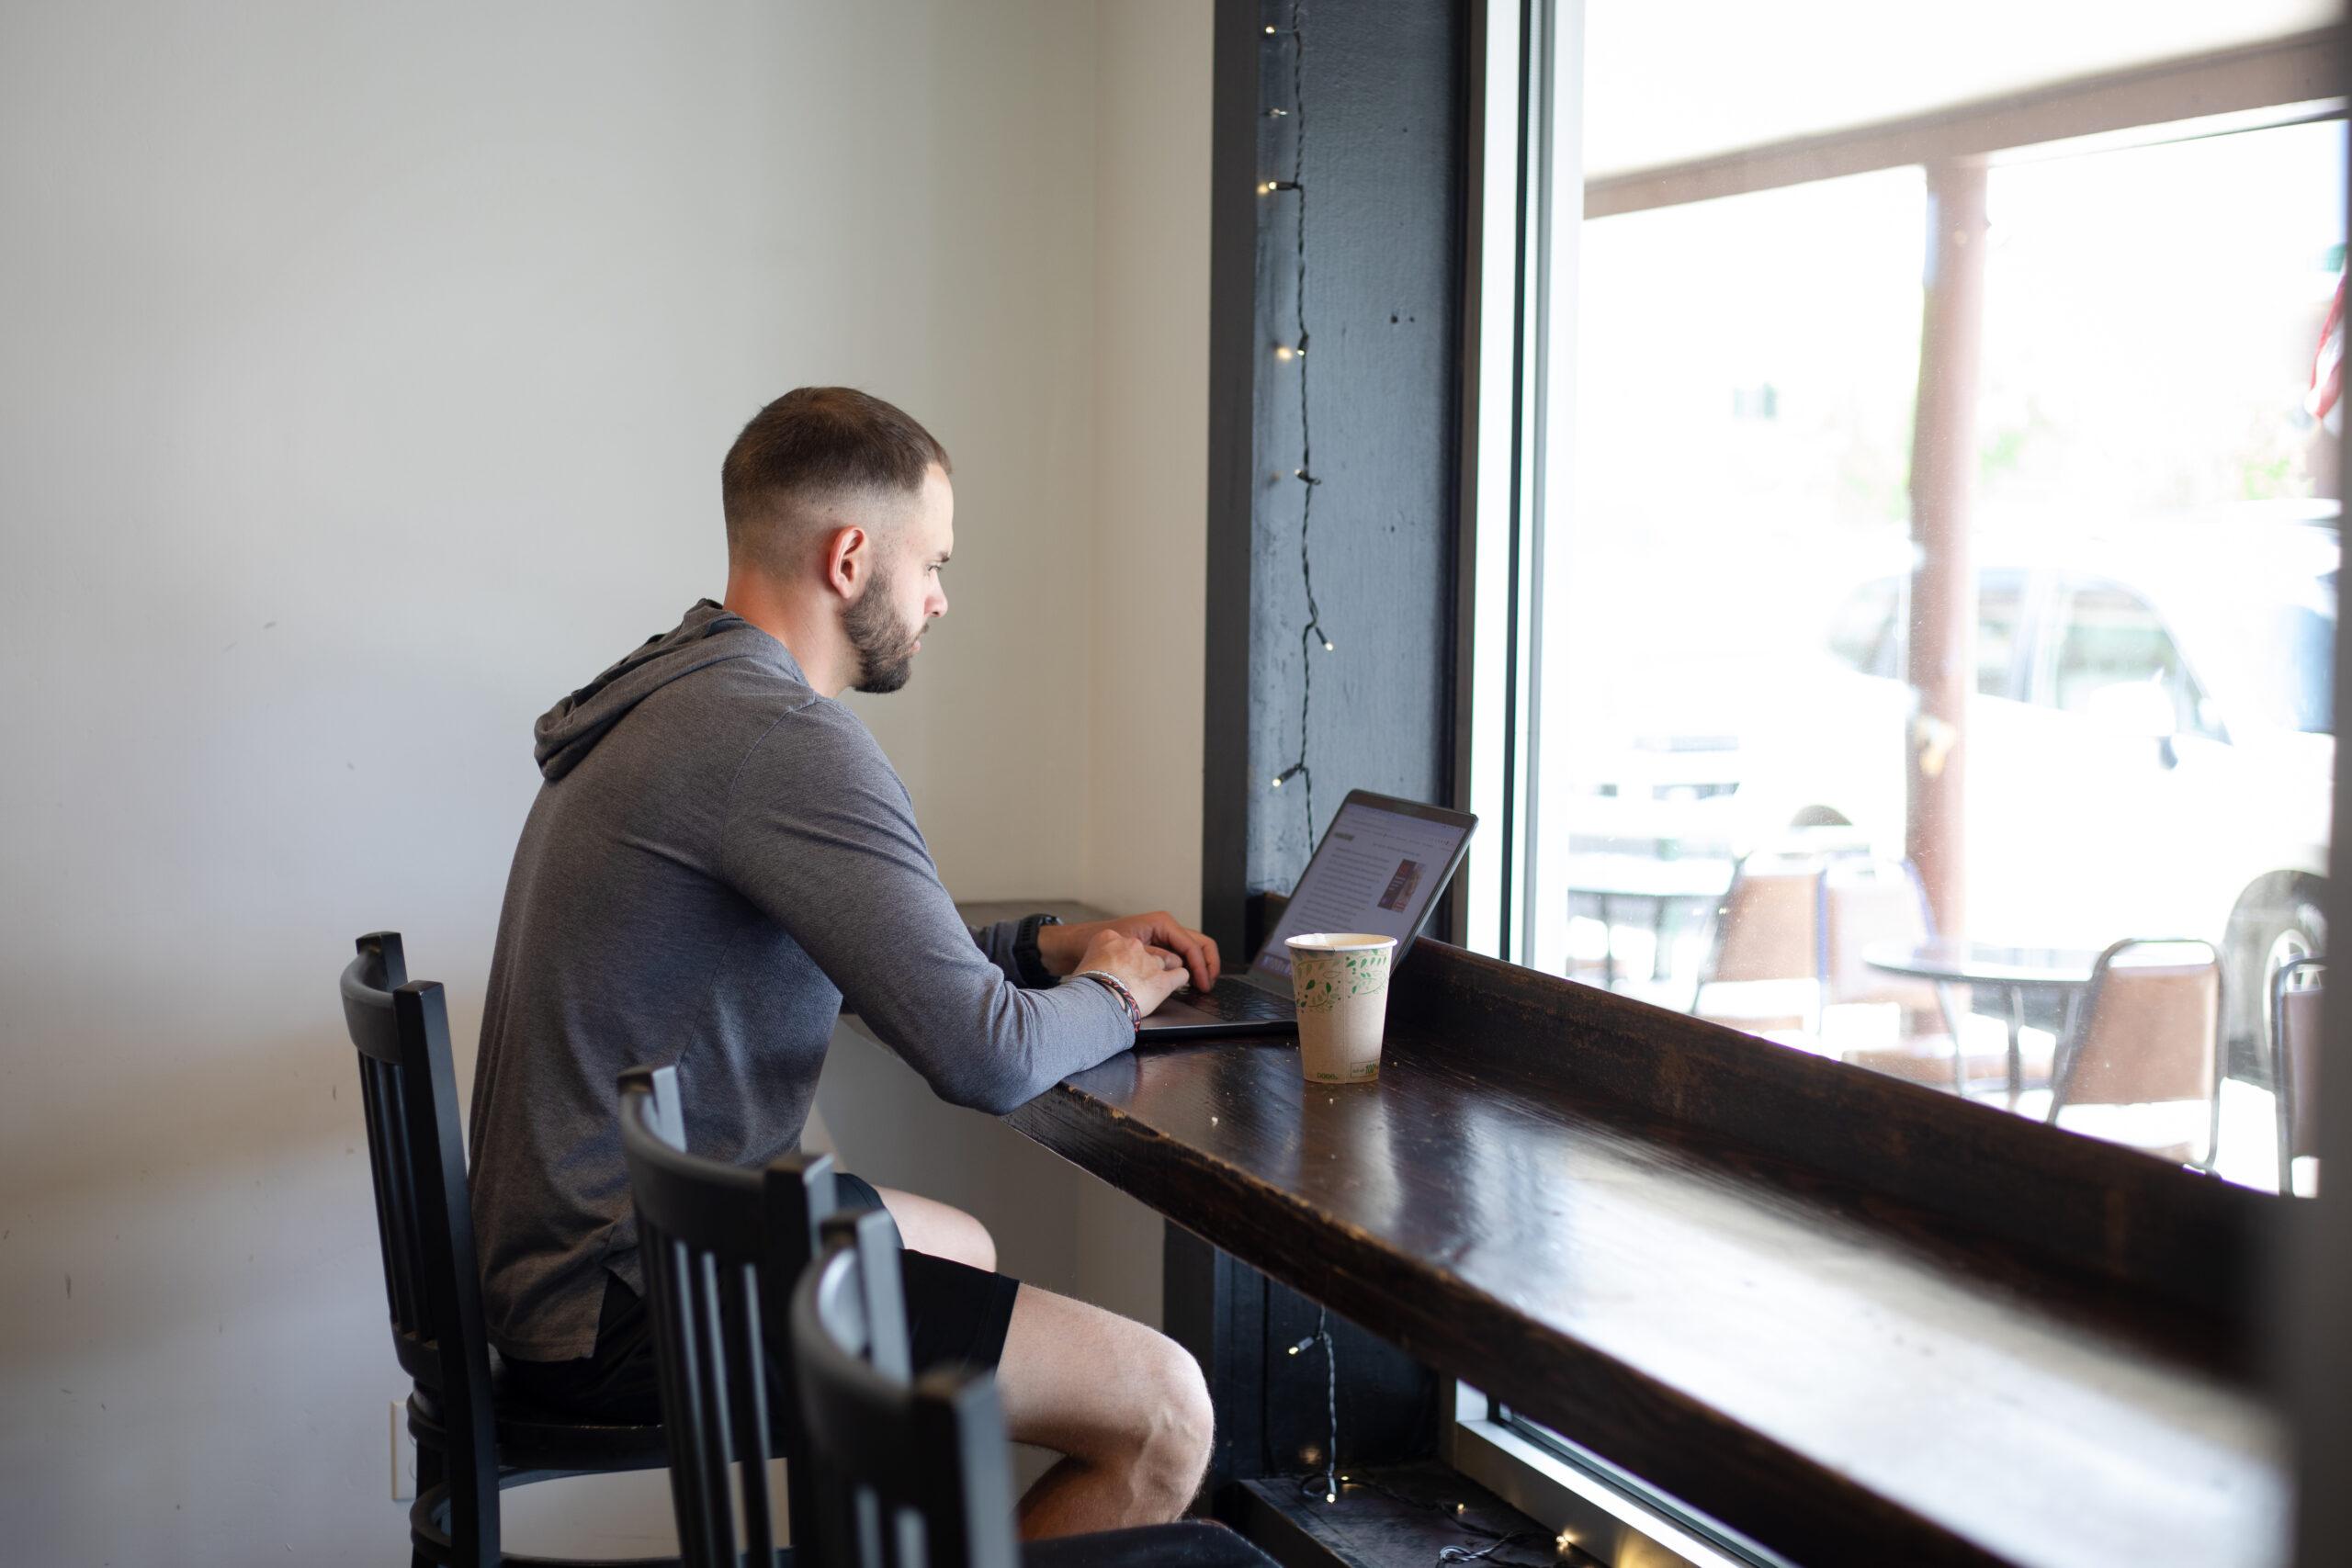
left=1325, top=1490, right=1337, bottom=1505
left=1453, top=1504, right=1466, bottom=1516
left=1268, top=107, right=1289, bottom=118
left=1271, top=775, right=1284, bottom=789
left=1322, top=638, right=1334, bottom=651
left=1555, top=1529, right=1577, bottom=1553
left=1274, top=344, right=1295, bottom=361
left=1259, top=181, right=1274, bottom=195
left=1264, top=24, right=1277, bottom=34
left=1286, top=1342, right=1300, bottom=1355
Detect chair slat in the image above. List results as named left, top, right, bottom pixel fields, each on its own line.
left=693, top=1248, right=741, bottom=1568
left=655, top=1230, right=718, bottom=1567
left=355, top=1058, right=409, bottom=1338
left=728, top=1262, right=778, bottom=1559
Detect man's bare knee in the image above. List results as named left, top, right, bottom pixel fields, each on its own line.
left=1140, top=1334, right=1216, bottom=1509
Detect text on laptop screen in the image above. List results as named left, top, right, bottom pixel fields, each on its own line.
left=1254, top=802, right=1472, bottom=979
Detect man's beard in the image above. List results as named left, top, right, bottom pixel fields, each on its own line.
left=844, top=583, right=921, bottom=694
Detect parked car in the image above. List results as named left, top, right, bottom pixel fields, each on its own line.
left=1565, top=502, right=2337, bottom=1053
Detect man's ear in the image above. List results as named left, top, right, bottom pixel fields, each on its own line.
left=822, top=525, right=869, bottom=600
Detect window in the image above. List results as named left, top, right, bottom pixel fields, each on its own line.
left=1445, top=1386, right=1790, bottom=1568
left=1456, top=4, right=2342, bottom=1554
left=1975, top=576, right=2027, bottom=700
left=2045, top=581, right=2218, bottom=739
left=1824, top=578, right=1897, bottom=678
left=1470, top=0, right=2343, bottom=1199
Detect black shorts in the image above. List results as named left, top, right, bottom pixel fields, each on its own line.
left=503, top=1171, right=1021, bottom=1426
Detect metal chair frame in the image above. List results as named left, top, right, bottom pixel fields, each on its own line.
left=2270, top=954, right=2326, bottom=1185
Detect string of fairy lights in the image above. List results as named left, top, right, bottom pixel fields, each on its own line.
left=1263, top=0, right=1331, bottom=853
left=1259, top=16, right=1571, bottom=1561
left=1261, top=0, right=1346, bottom=1517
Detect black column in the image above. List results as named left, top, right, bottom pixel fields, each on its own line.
left=1201, top=0, right=1469, bottom=960
left=1187, top=0, right=1470, bottom=1505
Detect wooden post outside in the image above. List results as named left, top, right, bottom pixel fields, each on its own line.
left=1905, top=157, right=1988, bottom=942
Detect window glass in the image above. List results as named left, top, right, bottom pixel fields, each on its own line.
left=1975, top=577, right=2026, bottom=700
left=2046, top=582, right=2216, bottom=737
left=1536, top=97, right=2342, bottom=1197
left=1826, top=579, right=1899, bottom=678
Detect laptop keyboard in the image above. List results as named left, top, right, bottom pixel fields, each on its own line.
left=1174, top=977, right=1294, bottom=1023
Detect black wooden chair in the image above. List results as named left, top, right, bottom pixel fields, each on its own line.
left=790, top=1214, right=1277, bottom=1568
left=340, top=931, right=671, bottom=1566
left=618, top=1064, right=849, bottom=1567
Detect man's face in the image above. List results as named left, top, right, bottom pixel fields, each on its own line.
left=844, top=465, right=953, bottom=694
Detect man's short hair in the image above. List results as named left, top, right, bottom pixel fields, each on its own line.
left=721, top=387, right=951, bottom=566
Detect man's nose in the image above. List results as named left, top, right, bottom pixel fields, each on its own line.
left=929, top=587, right=949, bottom=619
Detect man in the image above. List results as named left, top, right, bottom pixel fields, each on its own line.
left=468, top=386, right=1218, bottom=1538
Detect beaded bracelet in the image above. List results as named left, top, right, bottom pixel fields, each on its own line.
left=1073, top=968, right=1142, bottom=1031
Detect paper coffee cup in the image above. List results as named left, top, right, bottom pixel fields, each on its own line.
left=1285, top=933, right=1397, bottom=1084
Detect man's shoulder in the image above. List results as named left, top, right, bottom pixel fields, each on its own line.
left=720, top=678, right=896, bottom=788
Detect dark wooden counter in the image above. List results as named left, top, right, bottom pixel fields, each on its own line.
left=969, top=906, right=2286, bottom=1568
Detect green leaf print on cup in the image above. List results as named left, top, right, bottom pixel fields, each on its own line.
left=1291, top=945, right=1388, bottom=1011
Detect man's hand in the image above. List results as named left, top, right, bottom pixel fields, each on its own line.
left=1040, top=911, right=1221, bottom=992
left=1070, top=927, right=1190, bottom=1016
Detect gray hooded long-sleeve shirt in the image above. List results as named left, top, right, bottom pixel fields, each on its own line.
left=467, top=600, right=1130, bottom=1360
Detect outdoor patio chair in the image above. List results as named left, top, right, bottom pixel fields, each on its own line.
left=1690, top=854, right=1824, bottom=1036
left=2044, top=938, right=2223, bottom=1169
left=2272, top=956, right=2324, bottom=1194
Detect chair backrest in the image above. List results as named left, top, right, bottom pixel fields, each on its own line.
left=1820, top=858, right=1938, bottom=1008
left=618, top=1067, right=863, bottom=1568
left=791, top=1215, right=1016, bottom=1568
left=337, top=931, right=501, bottom=1562
left=2052, top=939, right=2222, bottom=1111
left=2273, top=957, right=2325, bottom=1168
left=1702, top=855, right=1822, bottom=986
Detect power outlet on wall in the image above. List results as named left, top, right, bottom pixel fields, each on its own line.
left=390, top=1399, right=417, bottom=1502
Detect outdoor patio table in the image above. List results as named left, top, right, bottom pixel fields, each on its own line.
left=1566, top=852, right=1736, bottom=987
left=1863, top=939, right=2105, bottom=1102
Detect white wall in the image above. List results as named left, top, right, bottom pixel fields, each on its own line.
left=1073, top=0, right=1216, bottom=1332
left=0, top=2, right=1209, bottom=1563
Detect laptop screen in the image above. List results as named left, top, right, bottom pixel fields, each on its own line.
left=1252, top=797, right=1476, bottom=982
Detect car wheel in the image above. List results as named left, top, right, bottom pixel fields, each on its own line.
left=2224, top=876, right=2327, bottom=1082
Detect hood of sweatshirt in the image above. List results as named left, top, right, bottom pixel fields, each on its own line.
left=533, top=601, right=801, bottom=781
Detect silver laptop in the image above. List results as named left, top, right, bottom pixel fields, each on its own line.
left=1136, top=790, right=1478, bottom=1040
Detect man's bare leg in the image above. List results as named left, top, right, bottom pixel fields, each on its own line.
left=869, top=1188, right=1212, bottom=1538
left=993, top=1282, right=1215, bottom=1539
left=872, top=1185, right=997, bottom=1270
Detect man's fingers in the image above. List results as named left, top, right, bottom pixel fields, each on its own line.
left=1114, top=910, right=1220, bottom=991
left=1154, top=919, right=1216, bottom=990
